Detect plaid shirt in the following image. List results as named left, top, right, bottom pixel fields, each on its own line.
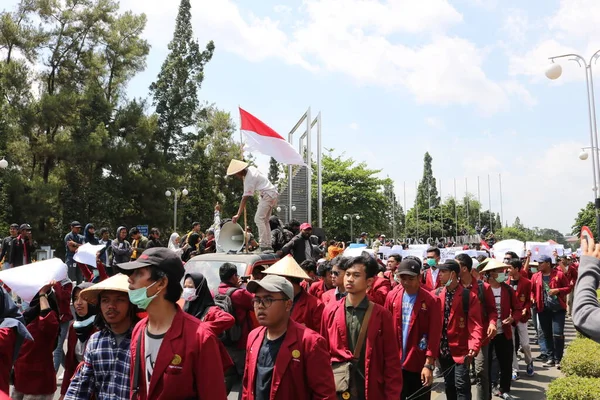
left=64, top=328, right=132, bottom=400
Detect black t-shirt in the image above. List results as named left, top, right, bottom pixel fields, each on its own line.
left=255, top=333, right=286, bottom=400
left=510, top=279, right=519, bottom=291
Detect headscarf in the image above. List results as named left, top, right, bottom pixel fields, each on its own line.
left=84, top=223, right=99, bottom=245
left=72, top=282, right=97, bottom=343
left=116, top=226, right=127, bottom=243
left=168, top=233, right=180, bottom=250
left=0, top=286, right=33, bottom=363
left=183, top=272, right=215, bottom=320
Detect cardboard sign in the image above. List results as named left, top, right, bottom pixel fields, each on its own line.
left=73, top=243, right=107, bottom=267
left=456, top=249, right=478, bottom=258
left=526, top=241, right=554, bottom=262
left=0, top=258, right=67, bottom=302
left=493, top=239, right=525, bottom=259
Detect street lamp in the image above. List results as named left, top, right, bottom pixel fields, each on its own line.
left=343, top=213, right=360, bottom=241
left=165, top=187, right=188, bottom=233
left=276, top=205, right=296, bottom=213
left=0, top=158, right=8, bottom=169
left=547, top=50, right=600, bottom=234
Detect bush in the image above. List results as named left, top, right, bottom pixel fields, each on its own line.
left=561, top=337, right=600, bottom=378
left=547, top=376, right=600, bottom=400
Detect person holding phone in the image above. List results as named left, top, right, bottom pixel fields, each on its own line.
left=573, top=233, right=600, bottom=343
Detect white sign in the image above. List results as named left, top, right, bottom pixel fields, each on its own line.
left=377, top=246, right=392, bottom=259
left=493, top=239, right=525, bottom=259
left=74, top=243, right=107, bottom=267
left=0, top=258, right=68, bottom=302
left=526, top=242, right=554, bottom=262
left=456, top=249, right=478, bottom=258
left=402, top=248, right=426, bottom=263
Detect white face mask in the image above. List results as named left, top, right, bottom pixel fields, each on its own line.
left=182, top=287, right=197, bottom=302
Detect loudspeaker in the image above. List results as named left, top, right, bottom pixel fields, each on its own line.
left=219, top=222, right=246, bottom=253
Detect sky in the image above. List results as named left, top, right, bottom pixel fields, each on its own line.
left=5, top=0, right=600, bottom=234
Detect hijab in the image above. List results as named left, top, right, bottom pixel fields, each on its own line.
left=0, top=286, right=33, bottom=363
left=84, top=223, right=99, bottom=245
left=183, top=272, right=215, bottom=320
left=72, top=282, right=97, bottom=343
left=168, top=233, right=183, bottom=256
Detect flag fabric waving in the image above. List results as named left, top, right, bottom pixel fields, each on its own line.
left=239, top=107, right=306, bottom=166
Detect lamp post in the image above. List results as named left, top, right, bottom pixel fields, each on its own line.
left=165, top=187, right=188, bottom=233
left=343, top=213, right=360, bottom=241
left=276, top=205, right=297, bottom=216
left=0, top=158, right=8, bottom=169
left=546, top=50, right=600, bottom=234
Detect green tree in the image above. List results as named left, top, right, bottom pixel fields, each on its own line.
left=416, top=152, right=440, bottom=212
left=150, top=0, right=214, bottom=158
left=268, top=157, right=280, bottom=188
left=572, top=202, right=596, bottom=237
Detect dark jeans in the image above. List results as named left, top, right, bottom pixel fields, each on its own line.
left=402, top=369, right=432, bottom=400
left=225, top=347, right=246, bottom=395
left=538, top=309, right=566, bottom=362
left=488, top=334, right=513, bottom=394
left=439, top=355, right=471, bottom=400
left=67, top=262, right=83, bottom=284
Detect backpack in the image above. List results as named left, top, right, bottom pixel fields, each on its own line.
left=436, top=286, right=470, bottom=319
left=213, top=287, right=242, bottom=345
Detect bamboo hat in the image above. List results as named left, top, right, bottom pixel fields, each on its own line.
left=226, top=159, right=249, bottom=176
left=480, top=258, right=509, bottom=273
left=263, top=255, right=310, bottom=280
left=79, top=273, right=131, bottom=305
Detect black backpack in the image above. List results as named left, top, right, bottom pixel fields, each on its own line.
left=436, top=286, right=471, bottom=319
left=213, top=287, right=242, bottom=345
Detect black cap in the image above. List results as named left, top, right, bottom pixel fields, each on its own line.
left=19, top=223, right=31, bottom=231
left=71, top=221, right=82, bottom=228
left=397, top=259, right=421, bottom=276
left=438, top=259, right=460, bottom=274
left=117, top=247, right=184, bottom=283
left=10, top=223, right=19, bottom=229
left=192, top=222, right=200, bottom=227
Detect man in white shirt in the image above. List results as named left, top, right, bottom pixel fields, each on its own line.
left=227, top=159, right=278, bottom=252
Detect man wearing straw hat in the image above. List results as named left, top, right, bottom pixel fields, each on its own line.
left=65, top=273, right=140, bottom=400
left=227, top=159, right=278, bottom=253
left=263, top=255, right=324, bottom=333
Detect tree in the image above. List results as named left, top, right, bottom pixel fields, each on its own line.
left=268, top=157, right=280, bottom=188
left=572, top=202, right=596, bottom=236
left=150, top=0, right=214, bottom=158
left=416, top=152, right=440, bottom=212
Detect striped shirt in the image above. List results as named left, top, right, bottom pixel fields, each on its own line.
left=64, top=328, right=132, bottom=400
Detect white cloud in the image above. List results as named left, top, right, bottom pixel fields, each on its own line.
left=548, top=0, right=600, bottom=40
left=425, top=117, right=444, bottom=130
left=349, top=122, right=359, bottom=130
left=502, top=9, right=529, bottom=44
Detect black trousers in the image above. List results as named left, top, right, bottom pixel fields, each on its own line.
left=488, top=333, right=513, bottom=394
left=402, top=369, right=432, bottom=400
left=439, top=355, right=471, bottom=400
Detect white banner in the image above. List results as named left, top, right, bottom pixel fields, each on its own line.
left=0, top=258, right=68, bottom=302
left=493, top=239, right=525, bottom=259
left=526, top=242, right=554, bottom=262
left=74, top=243, right=107, bottom=267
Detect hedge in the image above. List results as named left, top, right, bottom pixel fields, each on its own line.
left=561, top=337, right=600, bottom=378
left=547, top=376, right=600, bottom=400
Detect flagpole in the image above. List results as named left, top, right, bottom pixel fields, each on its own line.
left=440, top=179, right=444, bottom=239
left=403, top=181, right=407, bottom=240
left=465, top=177, right=469, bottom=231
left=454, top=178, right=458, bottom=239
left=488, top=174, right=493, bottom=232
left=428, top=182, right=431, bottom=239
left=499, top=173, right=504, bottom=228
left=477, top=176, right=481, bottom=229
left=415, top=181, right=419, bottom=239
left=238, top=106, right=249, bottom=253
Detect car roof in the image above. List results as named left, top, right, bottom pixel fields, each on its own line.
left=187, top=252, right=280, bottom=264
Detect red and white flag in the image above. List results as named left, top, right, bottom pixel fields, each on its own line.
left=239, top=107, right=306, bottom=166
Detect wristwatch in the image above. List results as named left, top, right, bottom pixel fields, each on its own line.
left=424, top=364, right=435, bottom=371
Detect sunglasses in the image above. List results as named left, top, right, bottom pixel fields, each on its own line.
left=331, top=271, right=340, bottom=277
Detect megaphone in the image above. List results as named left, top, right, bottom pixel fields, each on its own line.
left=219, top=222, right=246, bottom=253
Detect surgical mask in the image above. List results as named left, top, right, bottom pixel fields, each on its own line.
left=427, top=259, right=437, bottom=267
left=445, top=278, right=454, bottom=287
left=495, top=273, right=506, bottom=283
left=182, top=287, right=197, bottom=302
left=73, top=315, right=95, bottom=329
left=128, top=281, right=160, bottom=310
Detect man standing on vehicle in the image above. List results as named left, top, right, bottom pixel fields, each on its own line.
left=227, top=159, right=278, bottom=253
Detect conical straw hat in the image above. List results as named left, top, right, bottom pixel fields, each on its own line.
left=263, top=255, right=310, bottom=280
left=480, top=258, right=509, bottom=273
left=79, top=273, right=131, bottom=305
left=226, top=159, right=249, bottom=176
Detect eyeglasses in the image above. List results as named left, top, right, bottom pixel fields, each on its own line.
left=331, top=271, right=340, bottom=277
left=251, top=297, right=288, bottom=308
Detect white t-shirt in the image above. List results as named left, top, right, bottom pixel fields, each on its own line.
left=243, top=166, right=277, bottom=197
left=492, top=286, right=503, bottom=334
left=145, top=329, right=165, bottom=393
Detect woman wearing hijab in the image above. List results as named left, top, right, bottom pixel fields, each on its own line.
left=182, top=272, right=235, bottom=393
left=12, top=281, right=60, bottom=400
left=168, top=233, right=189, bottom=258
left=0, top=286, right=32, bottom=394
left=59, top=282, right=98, bottom=398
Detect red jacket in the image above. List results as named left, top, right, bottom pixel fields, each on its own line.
left=0, top=328, right=15, bottom=394
left=436, top=286, right=483, bottom=363
left=531, top=269, right=571, bottom=312
left=505, top=275, right=532, bottom=323
left=366, top=276, right=391, bottom=305
left=488, top=284, right=521, bottom=340
left=320, top=297, right=403, bottom=399
left=383, top=271, right=399, bottom=288
left=13, top=311, right=59, bottom=395
left=421, top=268, right=442, bottom=292
left=566, top=265, right=578, bottom=289
left=60, top=322, right=98, bottom=395
left=385, top=286, right=442, bottom=373
left=130, top=307, right=227, bottom=400
left=218, top=283, right=256, bottom=349
left=242, top=319, right=336, bottom=400
left=321, top=289, right=336, bottom=305
left=308, top=280, right=333, bottom=301
left=291, top=290, right=324, bottom=333
left=202, top=306, right=235, bottom=372
left=464, top=281, right=497, bottom=347
left=53, top=280, right=73, bottom=323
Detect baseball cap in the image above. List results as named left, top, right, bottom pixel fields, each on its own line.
left=300, top=223, right=312, bottom=231
left=19, top=223, right=32, bottom=231
left=538, top=255, right=553, bottom=264
left=70, top=221, right=82, bottom=228
left=397, top=259, right=421, bottom=276
left=247, top=274, right=294, bottom=300
left=117, top=247, right=185, bottom=283
left=437, top=259, right=460, bottom=274
left=9, top=223, right=19, bottom=229
left=360, top=232, right=367, bottom=236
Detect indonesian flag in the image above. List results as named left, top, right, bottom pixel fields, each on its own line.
left=239, top=107, right=306, bottom=166
left=480, top=239, right=490, bottom=250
